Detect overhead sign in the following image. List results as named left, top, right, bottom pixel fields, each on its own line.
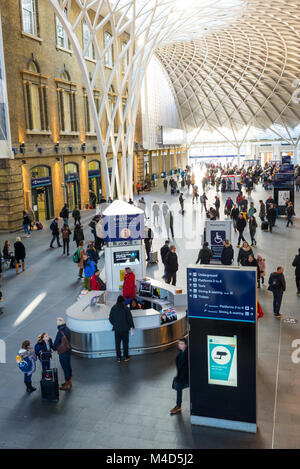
left=103, top=213, right=144, bottom=242
left=187, top=266, right=257, bottom=323
left=205, top=220, right=231, bottom=259
left=208, top=335, right=237, bottom=387
left=0, top=14, right=12, bottom=159
left=273, top=173, right=294, bottom=188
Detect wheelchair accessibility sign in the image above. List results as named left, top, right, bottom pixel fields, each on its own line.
left=205, top=220, right=232, bottom=259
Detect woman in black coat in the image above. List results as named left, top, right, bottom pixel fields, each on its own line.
left=73, top=224, right=84, bottom=247
left=14, top=237, right=26, bottom=274
left=221, top=240, right=234, bottom=265
left=34, top=332, right=53, bottom=371
left=170, top=338, right=189, bottom=415
left=237, top=241, right=253, bottom=266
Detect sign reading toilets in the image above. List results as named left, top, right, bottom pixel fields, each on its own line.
left=208, top=335, right=237, bottom=387
left=205, top=220, right=231, bottom=259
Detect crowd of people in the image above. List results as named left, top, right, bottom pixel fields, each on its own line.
left=7, top=158, right=300, bottom=415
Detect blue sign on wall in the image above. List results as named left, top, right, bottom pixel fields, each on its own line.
left=187, top=267, right=256, bottom=323
left=31, top=176, right=52, bottom=188
left=273, top=173, right=294, bottom=188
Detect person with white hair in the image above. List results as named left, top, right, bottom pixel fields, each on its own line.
left=52, top=318, right=72, bottom=391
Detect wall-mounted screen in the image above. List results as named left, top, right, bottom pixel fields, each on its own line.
left=113, top=250, right=140, bottom=266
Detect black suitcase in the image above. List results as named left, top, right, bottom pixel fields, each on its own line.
left=261, top=221, right=268, bottom=231
left=40, top=368, right=59, bottom=402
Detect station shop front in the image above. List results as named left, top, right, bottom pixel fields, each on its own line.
left=88, top=160, right=102, bottom=203
left=64, top=162, right=81, bottom=211
left=31, top=165, right=54, bottom=221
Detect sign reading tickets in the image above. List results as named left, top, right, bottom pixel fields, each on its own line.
left=102, top=213, right=144, bottom=242
left=205, top=220, right=231, bottom=259
left=187, top=266, right=256, bottom=323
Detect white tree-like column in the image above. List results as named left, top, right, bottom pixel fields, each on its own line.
left=47, top=0, right=246, bottom=199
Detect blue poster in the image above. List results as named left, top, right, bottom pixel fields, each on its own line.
left=187, top=266, right=256, bottom=323
left=210, top=230, right=226, bottom=258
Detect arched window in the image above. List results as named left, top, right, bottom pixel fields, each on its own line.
left=104, top=31, right=113, bottom=68
left=23, top=59, right=49, bottom=132
left=31, top=165, right=51, bottom=179
left=56, top=8, right=69, bottom=50
left=83, top=19, right=95, bottom=60
left=21, top=0, right=38, bottom=36
left=57, top=70, right=77, bottom=133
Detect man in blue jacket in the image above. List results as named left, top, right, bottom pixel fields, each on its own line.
left=82, top=253, right=95, bottom=290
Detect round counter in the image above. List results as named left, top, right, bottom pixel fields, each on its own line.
left=66, top=290, right=187, bottom=358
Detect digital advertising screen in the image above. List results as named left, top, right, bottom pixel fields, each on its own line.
left=113, top=250, right=140, bottom=266
left=207, top=335, right=237, bottom=387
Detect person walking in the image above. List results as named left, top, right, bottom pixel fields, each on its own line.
left=14, top=237, right=26, bottom=274
left=200, top=193, right=208, bottom=212
left=16, top=340, right=37, bottom=393
left=247, top=202, right=256, bottom=220
left=163, top=178, right=168, bottom=192
left=165, top=245, right=178, bottom=286
left=221, top=239, right=234, bottom=265
left=89, top=189, right=97, bottom=209
left=249, top=215, right=257, bottom=246
left=75, top=240, right=85, bottom=279
left=170, top=338, right=189, bottom=415
left=195, top=242, right=213, bottom=264
left=61, top=223, right=71, bottom=256
left=266, top=203, right=276, bottom=232
left=160, top=239, right=170, bottom=279
left=259, top=200, right=266, bottom=222
left=27, top=206, right=35, bottom=231
left=236, top=213, right=247, bottom=247
left=292, top=248, right=300, bottom=295
left=152, top=201, right=160, bottom=226
left=224, top=197, right=233, bottom=216
left=109, top=295, right=135, bottom=363
left=286, top=202, right=295, bottom=227
left=214, top=196, right=220, bottom=219
left=60, top=204, right=69, bottom=226
left=50, top=218, right=61, bottom=248
left=52, top=318, right=72, bottom=390
left=268, top=266, right=286, bottom=318
left=72, top=206, right=81, bottom=226
left=22, top=211, right=31, bottom=237
left=144, top=226, right=153, bottom=262
left=257, top=254, right=266, bottom=288
left=230, top=204, right=239, bottom=232
left=34, top=332, right=53, bottom=372
left=73, top=223, right=84, bottom=247
left=179, top=193, right=184, bottom=214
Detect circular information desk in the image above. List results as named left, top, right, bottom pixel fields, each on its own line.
left=66, top=281, right=187, bottom=359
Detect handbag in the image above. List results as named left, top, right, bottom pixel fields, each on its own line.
left=172, top=377, right=189, bottom=391
left=56, top=331, right=71, bottom=355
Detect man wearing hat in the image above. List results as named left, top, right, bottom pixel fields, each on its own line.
left=52, top=318, right=72, bottom=391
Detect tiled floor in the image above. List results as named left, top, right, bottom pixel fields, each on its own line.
left=0, top=167, right=300, bottom=449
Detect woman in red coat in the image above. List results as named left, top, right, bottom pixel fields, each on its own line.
left=123, top=268, right=136, bottom=304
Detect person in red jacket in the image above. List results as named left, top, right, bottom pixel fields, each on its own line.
left=123, top=267, right=136, bottom=304
left=90, top=270, right=106, bottom=291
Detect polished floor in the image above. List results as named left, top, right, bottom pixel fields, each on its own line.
left=0, top=168, right=299, bottom=449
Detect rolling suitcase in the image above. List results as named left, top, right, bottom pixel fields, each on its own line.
left=40, top=368, right=59, bottom=402
left=149, top=251, right=158, bottom=264
left=261, top=221, right=268, bottom=231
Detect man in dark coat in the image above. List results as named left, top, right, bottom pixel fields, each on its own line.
left=196, top=242, right=213, bottom=264
left=50, top=218, right=62, bottom=248
left=221, top=240, right=234, bottom=265
left=214, top=196, right=220, bottom=218
left=160, top=240, right=170, bottom=279
left=109, top=296, right=135, bottom=363
left=165, top=245, right=178, bottom=286
left=292, top=248, right=300, bottom=295
left=268, top=266, right=286, bottom=318
left=52, top=317, right=72, bottom=390
left=236, top=213, right=247, bottom=247
left=60, top=204, right=69, bottom=226
left=170, top=338, right=189, bottom=415
left=266, top=203, right=277, bottom=232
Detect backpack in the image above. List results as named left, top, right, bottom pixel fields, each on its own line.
left=73, top=248, right=80, bottom=263
left=50, top=221, right=55, bottom=231
left=268, top=274, right=281, bottom=291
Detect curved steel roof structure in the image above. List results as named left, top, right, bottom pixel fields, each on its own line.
left=47, top=0, right=300, bottom=197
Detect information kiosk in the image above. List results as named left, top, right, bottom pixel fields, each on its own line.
left=187, top=265, right=257, bottom=433
left=102, top=200, right=146, bottom=292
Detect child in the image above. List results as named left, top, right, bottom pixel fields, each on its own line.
left=16, top=340, right=37, bottom=393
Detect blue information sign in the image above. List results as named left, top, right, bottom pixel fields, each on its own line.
left=273, top=173, right=294, bottom=188
left=102, top=213, right=144, bottom=242
left=187, top=267, right=256, bottom=323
